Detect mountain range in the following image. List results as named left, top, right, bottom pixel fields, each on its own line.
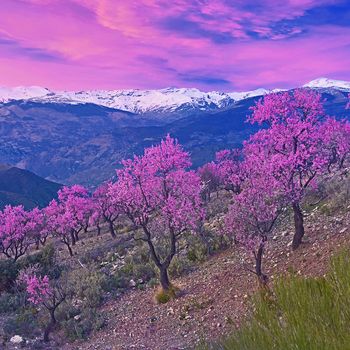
left=0, top=77, right=349, bottom=187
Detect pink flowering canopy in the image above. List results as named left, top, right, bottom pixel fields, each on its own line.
left=113, top=135, right=204, bottom=233
left=319, top=117, right=350, bottom=170
left=215, top=149, right=244, bottom=192
left=245, top=88, right=330, bottom=203
left=110, top=135, right=204, bottom=289
left=92, top=181, right=121, bottom=237
left=24, top=274, right=52, bottom=305
left=0, top=205, right=43, bottom=260
left=45, top=185, right=93, bottom=255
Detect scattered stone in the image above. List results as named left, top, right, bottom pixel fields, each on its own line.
left=129, top=279, right=137, bottom=287
left=10, top=335, right=24, bottom=344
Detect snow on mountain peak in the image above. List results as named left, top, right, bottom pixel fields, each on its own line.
left=303, top=78, right=350, bottom=90
left=0, top=86, right=51, bottom=102
left=0, top=78, right=348, bottom=114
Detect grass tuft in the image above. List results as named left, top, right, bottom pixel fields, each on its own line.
left=199, top=249, right=350, bottom=350
left=154, top=285, right=180, bottom=304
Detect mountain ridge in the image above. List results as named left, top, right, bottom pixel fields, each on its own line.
left=0, top=80, right=349, bottom=186
left=0, top=78, right=349, bottom=116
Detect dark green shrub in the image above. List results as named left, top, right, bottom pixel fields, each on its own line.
left=0, top=259, right=19, bottom=292
left=3, top=307, right=40, bottom=338
left=0, top=292, right=22, bottom=314
left=169, top=256, right=192, bottom=278
left=61, top=308, right=106, bottom=341
left=69, top=268, right=106, bottom=308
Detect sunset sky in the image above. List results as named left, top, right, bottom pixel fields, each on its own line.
left=1, top=0, right=350, bottom=91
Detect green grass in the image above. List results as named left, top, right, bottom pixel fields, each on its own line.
left=199, top=250, right=350, bottom=350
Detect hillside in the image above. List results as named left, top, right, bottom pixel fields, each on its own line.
left=0, top=165, right=61, bottom=209
left=40, top=173, right=350, bottom=349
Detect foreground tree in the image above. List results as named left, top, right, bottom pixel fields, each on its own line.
left=248, top=89, right=333, bottom=249
left=111, top=135, right=204, bottom=292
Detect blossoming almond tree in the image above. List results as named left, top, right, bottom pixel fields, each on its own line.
left=197, top=162, right=221, bottom=202
left=0, top=205, right=42, bottom=261
left=22, top=273, right=66, bottom=342
left=46, top=185, right=93, bottom=256
left=110, top=135, right=204, bottom=291
left=215, top=149, right=244, bottom=193
left=248, top=89, right=332, bottom=249
left=319, top=117, right=350, bottom=171
left=225, top=152, right=284, bottom=284
left=92, top=181, right=120, bottom=238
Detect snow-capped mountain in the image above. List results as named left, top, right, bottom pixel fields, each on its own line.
left=0, top=85, right=281, bottom=114
left=303, top=78, right=350, bottom=90
left=0, top=78, right=348, bottom=115
left=0, top=86, right=52, bottom=101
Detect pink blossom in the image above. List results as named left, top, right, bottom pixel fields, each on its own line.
left=24, top=274, right=52, bottom=305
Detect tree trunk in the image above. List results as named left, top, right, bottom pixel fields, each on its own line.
left=292, top=202, right=305, bottom=250
left=159, top=266, right=171, bottom=291
left=255, top=244, right=268, bottom=286
left=70, top=231, right=76, bottom=246
left=43, top=309, right=56, bottom=342
left=97, top=224, right=101, bottom=236
left=63, top=241, right=73, bottom=257
left=108, top=220, right=116, bottom=238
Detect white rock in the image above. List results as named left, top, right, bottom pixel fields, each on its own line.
left=129, top=279, right=136, bottom=287
left=10, top=335, right=24, bottom=344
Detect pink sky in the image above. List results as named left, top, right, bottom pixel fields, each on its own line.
left=0, top=0, right=349, bottom=91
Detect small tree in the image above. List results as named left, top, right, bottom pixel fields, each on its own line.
left=27, top=207, right=48, bottom=249
left=92, top=182, right=120, bottom=238
left=110, top=135, right=204, bottom=292
left=319, top=117, right=350, bottom=171
left=225, top=156, right=284, bottom=285
left=215, top=149, right=243, bottom=193
left=198, top=162, right=221, bottom=201
left=0, top=205, right=41, bottom=261
left=21, top=273, right=66, bottom=342
left=45, top=185, right=92, bottom=256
